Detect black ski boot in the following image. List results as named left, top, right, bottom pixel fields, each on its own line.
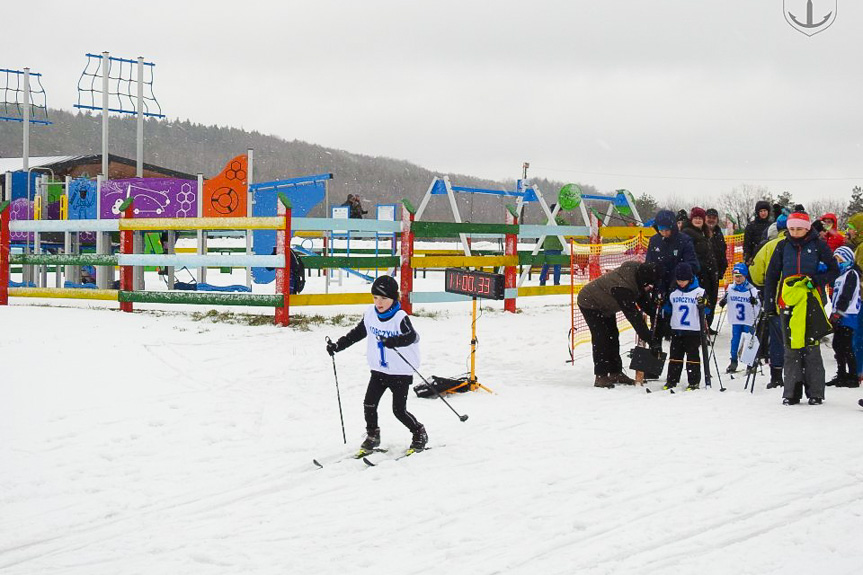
left=726, top=360, right=738, bottom=373
left=410, top=425, right=428, bottom=452
left=360, top=428, right=381, bottom=451
left=766, top=367, right=784, bottom=389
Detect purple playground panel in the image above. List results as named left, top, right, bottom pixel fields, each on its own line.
left=9, top=198, right=33, bottom=242
left=100, top=178, right=198, bottom=219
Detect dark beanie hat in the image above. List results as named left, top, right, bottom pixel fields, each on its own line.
left=636, top=262, right=661, bottom=288
left=654, top=210, right=675, bottom=228
left=371, top=275, right=399, bottom=300
left=674, top=262, right=693, bottom=282
left=676, top=209, right=688, bottom=222
left=705, top=208, right=719, bottom=217
left=690, top=207, right=707, bottom=220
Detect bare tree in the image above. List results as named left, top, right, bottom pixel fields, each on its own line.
left=806, top=198, right=847, bottom=223
left=718, top=184, right=772, bottom=231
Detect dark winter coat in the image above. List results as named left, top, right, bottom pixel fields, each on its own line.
left=707, top=225, right=728, bottom=279
left=681, top=220, right=717, bottom=281
left=742, top=201, right=773, bottom=263
left=577, top=261, right=653, bottom=341
left=645, top=210, right=700, bottom=297
left=764, top=230, right=839, bottom=312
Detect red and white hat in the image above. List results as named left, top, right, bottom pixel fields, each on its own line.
left=786, top=212, right=811, bottom=230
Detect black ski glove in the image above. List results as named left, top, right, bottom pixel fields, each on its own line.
left=718, top=295, right=727, bottom=308
left=749, top=296, right=759, bottom=305
left=380, top=337, right=399, bottom=349
left=326, top=341, right=338, bottom=356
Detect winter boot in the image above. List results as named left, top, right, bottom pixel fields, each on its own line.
left=808, top=397, right=823, bottom=405
left=783, top=398, right=799, bottom=405
left=826, top=372, right=844, bottom=386
left=726, top=360, right=738, bottom=373
left=685, top=382, right=700, bottom=391
left=609, top=372, right=635, bottom=385
left=766, top=367, right=784, bottom=389
left=409, top=425, right=428, bottom=451
left=663, top=382, right=677, bottom=390
left=360, top=428, right=381, bottom=451
left=594, top=375, right=615, bottom=388
left=837, top=374, right=860, bottom=388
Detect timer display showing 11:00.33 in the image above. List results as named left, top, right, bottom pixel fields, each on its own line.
left=444, top=268, right=505, bottom=300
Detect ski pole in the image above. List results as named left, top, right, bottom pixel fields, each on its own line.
left=325, top=337, right=347, bottom=444
left=388, top=343, right=469, bottom=422
left=711, top=339, right=725, bottom=392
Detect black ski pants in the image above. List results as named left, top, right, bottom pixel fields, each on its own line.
left=667, top=331, right=702, bottom=385
left=580, top=306, right=623, bottom=376
left=363, top=370, right=422, bottom=434
left=833, top=325, right=857, bottom=377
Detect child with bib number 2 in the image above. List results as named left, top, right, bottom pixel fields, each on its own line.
left=664, top=263, right=706, bottom=391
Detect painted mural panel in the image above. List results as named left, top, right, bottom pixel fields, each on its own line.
left=202, top=155, right=247, bottom=218
left=9, top=198, right=33, bottom=242
left=100, top=178, right=197, bottom=219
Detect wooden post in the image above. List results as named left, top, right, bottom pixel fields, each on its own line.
left=0, top=201, right=10, bottom=306
left=504, top=205, right=518, bottom=313
left=119, top=198, right=134, bottom=313
left=399, top=199, right=415, bottom=315
left=275, top=193, right=292, bottom=326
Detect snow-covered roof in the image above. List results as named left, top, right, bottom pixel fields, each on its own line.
left=0, top=156, right=84, bottom=173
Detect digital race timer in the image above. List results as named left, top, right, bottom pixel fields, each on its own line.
left=444, top=268, right=505, bottom=300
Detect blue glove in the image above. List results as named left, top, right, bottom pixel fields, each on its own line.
left=817, top=262, right=827, bottom=274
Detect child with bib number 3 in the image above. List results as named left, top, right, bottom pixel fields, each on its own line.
left=326, top=275, right=428, bottom=456
left=719, top=262, right=761, bottom=374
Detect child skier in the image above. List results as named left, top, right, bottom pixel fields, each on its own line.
left=828, top=246, right=860, bottom=387
left=664, top=263, right=706, bottom=391
left=326, top=275, right=428, bottom=455
left=720, top=263, right=761, bottom=373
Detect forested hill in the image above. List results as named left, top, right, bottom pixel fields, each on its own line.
left=0, top=108, right=582, bottom=223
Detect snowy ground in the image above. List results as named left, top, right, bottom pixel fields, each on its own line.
left=2, top=274, right=863, bottom=574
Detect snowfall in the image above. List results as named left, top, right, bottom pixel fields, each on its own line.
left=2, top=270, right=863, bottom=575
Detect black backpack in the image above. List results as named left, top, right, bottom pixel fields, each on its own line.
left=290, top=249, right=306, bottom=294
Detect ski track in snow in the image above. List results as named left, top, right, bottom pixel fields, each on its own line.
left=2, top=282, right=863, bottom=574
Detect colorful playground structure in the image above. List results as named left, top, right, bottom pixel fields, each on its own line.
left=0, top=156, right=745, bottom=354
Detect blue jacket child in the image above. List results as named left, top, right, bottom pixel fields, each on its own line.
left=831, top=246, right=860, bottom=386
left=720, top=262, right=761, bottom=372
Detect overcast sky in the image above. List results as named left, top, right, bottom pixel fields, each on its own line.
left=2, top=1, right=861, bottom=204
